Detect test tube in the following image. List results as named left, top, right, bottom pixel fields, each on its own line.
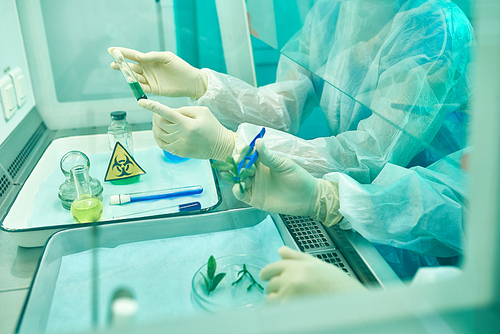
left=111, top=49, right=147, bottom=100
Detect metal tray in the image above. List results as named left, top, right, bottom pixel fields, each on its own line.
left=16, top=208, right=294, bottom=334
left=1, top=131, right=222, bottom=247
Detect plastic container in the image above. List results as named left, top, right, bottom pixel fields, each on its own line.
left=163, top=150, right=189, bottom=163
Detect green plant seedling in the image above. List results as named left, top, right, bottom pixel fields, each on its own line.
left=211, top=146, right=255, bottom=193
left=200, top=255, right=226, bottom=295
left=231, top=264, right=264, bottom=292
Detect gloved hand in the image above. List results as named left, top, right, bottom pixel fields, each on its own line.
left=108, top=47, right=208, bottom=100
left=232, top=140, right=343, bottom=227
left=260, top=246, right=365, bottom=303
left=138, top=99, right=237, bottom=161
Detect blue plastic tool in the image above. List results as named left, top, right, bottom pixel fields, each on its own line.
left=110, top=185, right=203, bottom=205
left=111, top=201, right=202, bottom=219
left=237, top=127, right=266, bottom=174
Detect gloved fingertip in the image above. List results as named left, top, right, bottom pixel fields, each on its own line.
left=137, top=99, right=151, bottom=108
left=107, top=47, right=114, bottom=54
left=266, top=292, right=280, bottom=304
left=255, top=139, right=272, bottom=166
left=278, top=246, right=304, bottom=260
left=231, top=183, right=246, bottom=200
left=255, top=138, right=267, bottom=154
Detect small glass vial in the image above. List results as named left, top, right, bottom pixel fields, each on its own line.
left=108, top=111, right=134, bottom=156
left=70, top=164, right=103, bottom=223
left=107, top=111, right=140, bottom=185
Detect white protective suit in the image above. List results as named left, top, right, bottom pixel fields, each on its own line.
left=193, top=0, right=473, bottom=184
left=333, top=148, right=468, bottom=260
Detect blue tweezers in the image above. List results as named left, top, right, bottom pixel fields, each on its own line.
left=237, top=127, right=266, bottom=174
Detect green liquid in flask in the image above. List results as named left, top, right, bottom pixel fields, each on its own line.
left=71, top=194, right=104, bottom=223
left=129, top=82, right=147, bottom=100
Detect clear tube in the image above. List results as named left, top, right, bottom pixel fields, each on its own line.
left=111, top=49, right=147, bottom=100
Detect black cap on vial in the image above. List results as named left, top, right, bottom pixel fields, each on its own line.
left=110, top=111, right=126, bottom=120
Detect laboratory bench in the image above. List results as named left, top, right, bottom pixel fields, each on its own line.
left=0, top=178, right=247, bottom=334
left=0, top=110, right=398, bottom=333
left=0, top=187, right=243, bottom=334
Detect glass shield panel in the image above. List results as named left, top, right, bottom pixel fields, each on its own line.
left=39, top=0, right=227, bottom=103
left=247, top=0, right=474, bottom=166
left=15, top=1, right=475, bottom=333
left=244, top=0, right=473, bottom=279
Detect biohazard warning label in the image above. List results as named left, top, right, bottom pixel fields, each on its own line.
left=104, top=142, right=146, bottom=182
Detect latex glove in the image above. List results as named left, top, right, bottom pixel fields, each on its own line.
left=108, top=47, right=208, bottom=100
left=232, top=140, right=342, bottom=227
left=139, top=99, right=237, bottom=161
left=260, top=246, right=365, bottom=303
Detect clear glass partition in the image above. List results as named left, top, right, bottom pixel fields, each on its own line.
left=38, top=0, right=227, bottom=103
left=14, top=0, right=477, bottom=332
left=247, top=0, right=473, bottom=167
left=245, top=0, right=473, bottom=279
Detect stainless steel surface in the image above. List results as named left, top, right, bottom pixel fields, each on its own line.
left=326, top=224, right=401, bottom=287
left=278, top=214, right=384, bottom=284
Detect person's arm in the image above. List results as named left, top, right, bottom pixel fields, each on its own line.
left=334, top=149, right=467, bottom=258
left=235, top=2, right=474, bottom=183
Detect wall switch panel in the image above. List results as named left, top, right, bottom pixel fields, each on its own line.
left=0, top=75, right=18, bottom=121
left=9, top=67, right=27, bottom=108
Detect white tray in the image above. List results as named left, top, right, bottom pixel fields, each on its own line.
left=1, top=131, right=221, bottom=247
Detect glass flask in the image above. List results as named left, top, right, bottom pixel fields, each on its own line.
left=58, top=150, right=103, bottom=209
left=70, top=164, right=103, bottom=223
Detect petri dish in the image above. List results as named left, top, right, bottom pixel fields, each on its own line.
left=192, top=255, right=268, bottom=312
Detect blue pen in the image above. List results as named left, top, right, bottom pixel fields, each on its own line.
left=237, top=127, right=266, bottom=174
left=110, top=185, right=203, bottom=205
left=111, top=201, right=202, bottom=219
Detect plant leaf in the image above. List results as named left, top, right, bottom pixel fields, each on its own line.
left=210, top=272, right=226, bottom=291
left=200, top=272, right=210, bottom=295
left=225, top=157, right=237, bottom=174
left=238, top=168, right=254, bottom=180
left=235, top=146, right=251, bottom=164
left=219, top=172, right=238, bottom=184
left=207, top=255, right=216, bottom=280
left=211, top=161, right=234, bottom=171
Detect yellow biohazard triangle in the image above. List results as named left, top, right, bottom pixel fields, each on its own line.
left=104, top=142, right=146, bottom=182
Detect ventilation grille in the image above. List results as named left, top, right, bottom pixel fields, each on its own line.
left=280, top=214, right=358, bottom=280
left=280, top=214, right=335, bottom=251
left=0, top=174, right=12, bottom=200
left=7, top=123, right=46, bottom=179
left=311, top=250, right=356, bottom=278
